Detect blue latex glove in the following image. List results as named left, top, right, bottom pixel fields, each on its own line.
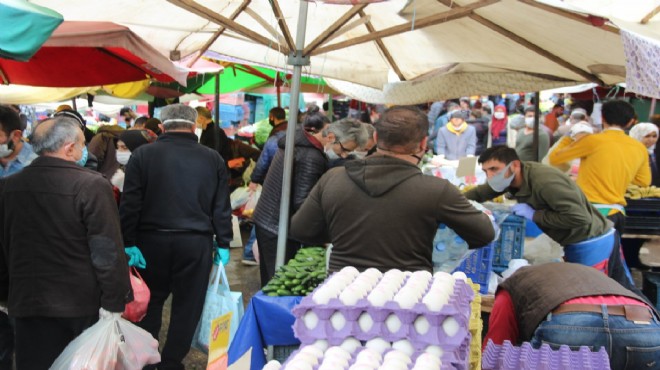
left=214, top=244, right=230, bottom=266
left=511, top=203, right=536, bottom=222
left=125, top=246, right=146, bottom=269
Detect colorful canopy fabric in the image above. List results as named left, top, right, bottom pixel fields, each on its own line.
left=0, top=0, right=63, bottom=61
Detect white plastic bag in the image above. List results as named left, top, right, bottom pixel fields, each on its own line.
left=230, top=187, right=250, bottom=210
left=50, top=309, right=160, bottom=370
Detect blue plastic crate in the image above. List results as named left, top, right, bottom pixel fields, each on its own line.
left=218, top=104, right=244, bottom=127
left=454, top=243, right=493, bottom=294
left=492, top=216, right=525, bottom=273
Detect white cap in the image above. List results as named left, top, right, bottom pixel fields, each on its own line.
left=569, top=121, right=594, bottom=139
left=570, top=108, right=588, bottom=118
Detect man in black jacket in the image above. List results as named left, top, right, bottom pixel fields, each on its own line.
left=0, top=116, right=131, bottom=369
left=120, top=104, right=233, bottom=370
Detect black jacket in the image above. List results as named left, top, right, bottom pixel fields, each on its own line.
left=120, top=132, right=233, bottom=247
left=0, top=156, right=131, bottom=317
left=253, top=127, right=328, bottom=234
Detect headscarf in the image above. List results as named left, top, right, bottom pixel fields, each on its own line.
left=491, top=105, right=508, bottom=139
left=629, top=122, right=659, bottom=152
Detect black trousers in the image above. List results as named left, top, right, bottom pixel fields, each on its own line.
left=136, top=232, right=213, bottom=370
left=0, top=312, right=13, bottom=370
left=14, top=315, right=97, bottom=370
left=255, top=226, right=300, bottom=287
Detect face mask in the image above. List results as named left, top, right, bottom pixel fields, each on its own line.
left=352, top=151, right=368, bottom=159
left=487, top=162, right=514, bottom=192
left=325, top=147, right=340, bottom=160
left=524, top=117, right=535, bottom=128
left=493, top=112, right=505, bottom=120
left=76, top=146, right=88, bottom=167
left=116, top=151, right=131, bottom=165
left=268, top=118, right=275, bottom=127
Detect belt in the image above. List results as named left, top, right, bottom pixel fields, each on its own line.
left=552, top=304, right=653, bottom=323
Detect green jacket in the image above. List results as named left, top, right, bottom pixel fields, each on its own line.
left=465, top=161, right=609, bottom=245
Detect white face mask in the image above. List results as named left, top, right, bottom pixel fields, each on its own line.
left=116, top=151, right=131, bottom=165
left=325, top=147, right=340, bottom=160
left=524, top=117, right=535, bottom=128
left=493, top=112, right=505, bottom=120
left=0, top=144, right=12, bottom=158
left=352, top=151, right=368, bottom=159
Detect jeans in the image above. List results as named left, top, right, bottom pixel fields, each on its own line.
left=243, top=226, right=256, bottom=260
left=531, top=306, right=660, bottom=370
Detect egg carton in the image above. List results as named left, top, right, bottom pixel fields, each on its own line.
left=293, top=278, right=474, bottom=350
left=482, top=340, right=611, bottom=370
left=276, top=340, right=471, bottom=370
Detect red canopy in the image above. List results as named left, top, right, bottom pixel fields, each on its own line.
left=0, top=21, right=189, bottom=87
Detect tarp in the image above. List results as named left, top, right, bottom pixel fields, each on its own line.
left=0, top=0, right=63, bottom=61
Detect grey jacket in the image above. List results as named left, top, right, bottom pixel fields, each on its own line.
left=435, top=125, right=477, bottom=160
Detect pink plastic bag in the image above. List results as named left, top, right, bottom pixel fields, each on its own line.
left=123, top=267, right=150, bottom=322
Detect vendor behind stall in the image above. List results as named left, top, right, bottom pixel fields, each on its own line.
left=290, top=105, right=495, bottom=273
left=464, top=146, right=637, bottom=293
left=485, top=262, right=660, bottom=370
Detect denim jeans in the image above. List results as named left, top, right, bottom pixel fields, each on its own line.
left=530, top=306, right=660, bottom=370
left=243, top=226, right=256, bottom=260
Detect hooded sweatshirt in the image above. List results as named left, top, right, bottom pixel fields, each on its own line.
left=290, top=155, right=495, bottom=272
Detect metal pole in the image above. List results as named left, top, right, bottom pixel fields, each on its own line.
left=71, top=97, right=77, bottom=111
left=275, top=0, right=309, bottom=269
left=328, top=94, right=334, bottom=120
left=533, top=91, right=540, bottom=162
left=650, top=97, right=657, bottom=120
left=214, top=72, right=221, bottom=126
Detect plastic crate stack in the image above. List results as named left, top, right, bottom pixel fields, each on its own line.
left=287, top=267, right=477, bottom=370
left=482, top=340, right=611, bottom=370
left=468, top=283, right=482, bottom=370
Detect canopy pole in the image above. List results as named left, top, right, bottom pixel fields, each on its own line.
left=650, top=98, right=657, bottom=119
left=214, top=71, right=221, bottom=126
left=71, top=97, right=77, bottom=111
left=532, top=91, right=541, bottom=161
left=275, top=0, right=310, bottom=269
left=328, top=94, right=334, bottom=120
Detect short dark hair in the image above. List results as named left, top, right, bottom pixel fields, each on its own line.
left=0, top=105, right=22, bottom=135
left=602, top=100, right=635, bottom=127
left=270, top=107, right=286, bottom=121
left=303, top=112, right=330, bottom=134
left=478, top=145, right=520, bottom=165
left=650, top=114, right=660, bottom=127
left=120, top=107, right=133, bottom=116
left=195, top=106, right=212, bottom=119
left=133, top=116, right=148, bottom=128
left=375, top=106, right=428, bottom=153
left=482, top=105, right=492, bottom=115
left=145, top=118, right=162, bottom=135
left=524, top=106, right=536, bottom=115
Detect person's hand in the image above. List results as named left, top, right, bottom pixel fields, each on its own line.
left=248, top=182, right=259, bottom=192
left=228, top=157, right=246, bottom=169
left=125, top=246, right=146, bottom=269
left=213, top=243, right=230, bottom=266
left=511, top=203, right=535, bottom=221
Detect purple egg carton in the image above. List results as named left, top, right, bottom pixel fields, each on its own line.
left=292, top=275, right=475, bottom=350
left=280, top=342, right=470, bottom=370
left=482, top=340, right=611, bottom=370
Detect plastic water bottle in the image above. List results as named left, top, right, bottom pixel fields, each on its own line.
left=432, top=225, right=450, bottom=272
left=448, top=236, right=468, bottom=260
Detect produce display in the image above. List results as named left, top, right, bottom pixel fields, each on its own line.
left=482, top=340, right=611, bottom=370
left=262, top=247, right=327, bottom=297
left=625, top=184, right=660, bottom=199
left=459, top=185, right=504, bottom=203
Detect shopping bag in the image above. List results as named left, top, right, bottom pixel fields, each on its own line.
left=230, top=187, right=250, bottom=210
left=122, top=267, right=150, bottom=322
left=242, top=187, right=261, bottom=219
left=51, top=309, right=160, bottom=370
left=192, top=262, right=244, bottom=354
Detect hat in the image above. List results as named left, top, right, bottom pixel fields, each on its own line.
left=119, top=129, right=157, bottom=152
left=450, top=111, right=467, bottom=120
left=569, top=121, right=594, bottom=139
left=54, top=109, right=86, bottom=130
left=570, top=108, right=588, bottom=118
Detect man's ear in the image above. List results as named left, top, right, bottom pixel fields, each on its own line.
left=420, top=136, right=428, bottom=152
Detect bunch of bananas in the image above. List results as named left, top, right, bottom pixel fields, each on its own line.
left=626, top=184, right=660, bottom=199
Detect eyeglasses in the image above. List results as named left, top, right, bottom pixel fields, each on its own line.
left=335, top=140, right=351, bottom=155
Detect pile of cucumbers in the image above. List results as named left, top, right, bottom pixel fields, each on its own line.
left=263, top=246, right=327, bottom=296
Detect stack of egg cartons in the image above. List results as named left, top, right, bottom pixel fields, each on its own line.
left=468, top=283, right=482, bottom=370
left=482, top=340, right=611, bottom=370
left=290, top=266, right=476, bottom=370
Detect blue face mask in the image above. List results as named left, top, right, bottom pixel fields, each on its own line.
left=76, top=146, right=88, bottom=167
left=487, top=162, right=514, bottom=192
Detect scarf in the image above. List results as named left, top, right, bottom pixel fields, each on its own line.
left=491, top=106, right=508, bottom=139
left=446, top=122, right=468, bottom=135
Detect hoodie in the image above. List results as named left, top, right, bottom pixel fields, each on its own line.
left=290, top=155, right=495, bottom=272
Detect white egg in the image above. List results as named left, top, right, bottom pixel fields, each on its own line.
left=348, top=364, right=375, bottom=370
left=442, top=316, right=460, bottom=337
left=340, top=266, right=360, bottom=278
left=391, top=340, right=414, bottom=357
left=414, top=315, right=430, bottom=335
left=319, top=357, right=349, bottom=370
left=358, top=312, right=374, bottom=332
left=292, top=352, right=319, bottom=366
left=452, top=271, right=468, bottom=281
left=330, top=311, right=347, bottom=331
left=363, top=267, right=383, bottom=279
left=422, top=294, right=448, bottom=312
left=303, top=311, right=319, bottom=330
left=414, top=352, right=442, bottom=368
left=283, top=359, right=313, bottom=370
left=412, top=270, right=433, bottom=282
left=433, top=271, right=454, bottom=282
left=299, top=345, right=324, bottom=359
left=365, top=338, right=391, bottom=354
left=313, top=287, right=335, bottom=304
left=355, top=348, right=383, bottom=364
left=403, top=271, right=413, bottom=278
left=339, top=336, right=361, bottom=354
left=385, top=314, right=402, bottom=334
left=393, top=290, right=417, bottom=309
left=379, top=362, right=408, bottom=370
left=349, top=280, right=372, bottom=295
left=339, top=287, right=362, bottom=306
left=424, top=345, right=443, bottom=357
left=367, top=289, right=389, bottom=307
left=383, top=350, right=412, bottom=365
left=312, top=339, right=329, bottom=351
left=317, top=364, right=343, bottom=370
left=263, top=360, right=282, bottom=370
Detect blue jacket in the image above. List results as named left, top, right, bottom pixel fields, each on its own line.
left=251, top=130, right=286, bottom=184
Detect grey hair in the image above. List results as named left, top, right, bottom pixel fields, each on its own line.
left=161, top=104, right=198, bottom=131
left=362, top=122, right=374, bottom=138
left=327, top=118, right=369, bottom=147
left=32, top=116, right=81, bottom=155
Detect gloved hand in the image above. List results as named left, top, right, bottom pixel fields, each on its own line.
left=511, top=203, right=536, bottom=221
left=213, top=243, right=230, bottom=266
left=125, top=246, right=146, bottom=269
